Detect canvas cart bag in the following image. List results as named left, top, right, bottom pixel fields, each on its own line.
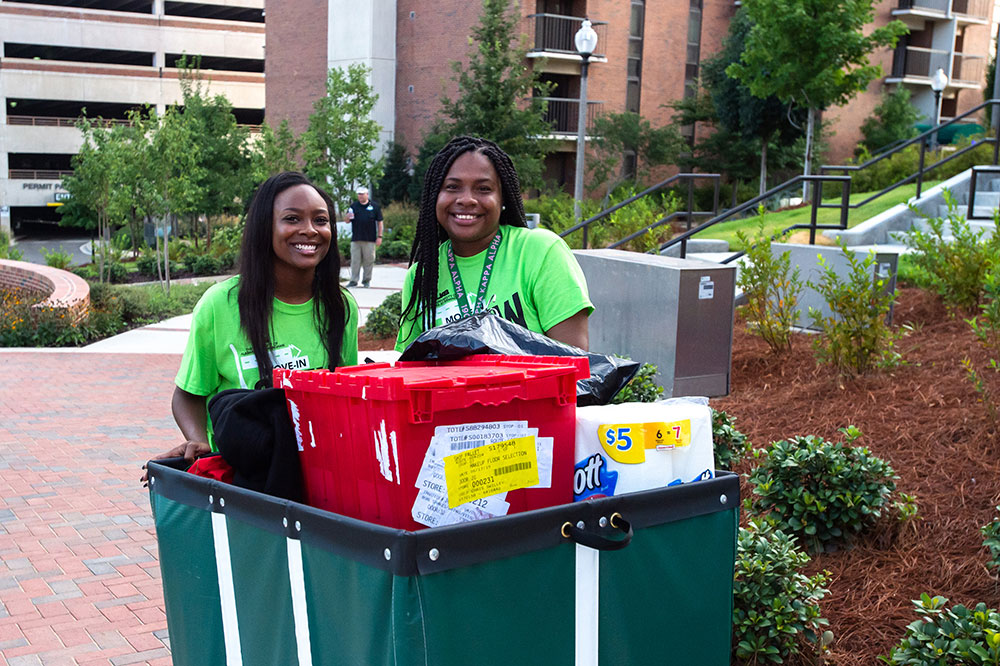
left=147, top=460, right=738, bottom=666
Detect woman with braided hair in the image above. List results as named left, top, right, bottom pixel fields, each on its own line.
left=395, top=136, right=592, bottom=352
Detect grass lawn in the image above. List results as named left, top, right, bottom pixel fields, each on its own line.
left=695, top=181, right=941, bottom=248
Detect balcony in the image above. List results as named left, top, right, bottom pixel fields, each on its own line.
left=889, top=46, right=986, bottom=88
left=539, top=97, right=603, bottom=136
left=526, top=14, right=608, bottom=59
left=893, top=0, right=990, bottom=22
left=952, top=52, right=986, bottom=85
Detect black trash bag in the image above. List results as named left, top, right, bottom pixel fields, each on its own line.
left=398, top=312, right=640, bottom=406
left=208, top=388, right=303, bottom=502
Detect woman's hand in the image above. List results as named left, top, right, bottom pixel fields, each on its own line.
left=140, top=440, right=212, bottom=484
left=545, top=309, right=590, bottom=351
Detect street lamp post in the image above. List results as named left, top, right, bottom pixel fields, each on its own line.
left=573, top=19, right=597, bottom=247
left=930, top=67, right=948, bottom=152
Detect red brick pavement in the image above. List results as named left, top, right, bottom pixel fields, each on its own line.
left=0, top=352, right=181, bottom=666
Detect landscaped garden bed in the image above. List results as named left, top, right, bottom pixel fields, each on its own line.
left=716, top=285, right=999, bottom=664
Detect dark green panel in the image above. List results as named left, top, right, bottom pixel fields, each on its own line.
left=225, top=516, right=299, bottom=665
left=417, top=547, right=577, bottom=666
left=391, top=576, right=428, bottom=666
left=150, top=494, right=227, bottom=666
left=300, top=542, right=396, bottom=666
left=598, top=509, right=738, bottom=665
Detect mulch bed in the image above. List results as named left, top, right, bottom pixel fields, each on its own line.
left=715, top=286, right=1000, bottom=664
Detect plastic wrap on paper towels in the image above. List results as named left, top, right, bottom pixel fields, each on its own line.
left=398, top=312, right=640, bottom=406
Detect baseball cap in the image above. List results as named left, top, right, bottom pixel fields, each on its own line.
left=356, top=186, right=369, bottom=194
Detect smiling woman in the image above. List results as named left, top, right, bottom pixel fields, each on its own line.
left=147, top=172, right=359, bottom=471
left=396, top=136, right=593, bottom=352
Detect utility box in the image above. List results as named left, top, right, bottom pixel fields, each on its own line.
left=573, top=249, right=736, bottom=398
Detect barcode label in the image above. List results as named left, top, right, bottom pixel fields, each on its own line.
left=494, top=462, right=532, bottom=476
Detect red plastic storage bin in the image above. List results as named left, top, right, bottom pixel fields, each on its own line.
left=276, top=355, right=588, bottom=531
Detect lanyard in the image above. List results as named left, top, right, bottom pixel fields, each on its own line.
left=446, top=230, right=502, bottom=319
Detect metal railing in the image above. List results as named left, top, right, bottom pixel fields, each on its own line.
left=951, top=0, right=991, bottom=18
left=539, top=97, right=603, bottom=134
left=821, top=99, right=1000, bottom=206
left=658, top=175, right=852, bottom=261
left=560, top=173, right=721, bottom=249
left=526, top=14, right=608, bottom=58
left=897, top=0, right=950, bottom=12
left=9, top=169, right=73, bottom=179
left=6, top=115, right=262, bottom=132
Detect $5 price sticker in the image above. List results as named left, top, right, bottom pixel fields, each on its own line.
left=598, top=420, right=691, bottom=464
left=443, top=435, right=539, bottom=508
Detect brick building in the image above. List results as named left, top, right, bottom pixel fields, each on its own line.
left=0, top=0, right=266, bottom=238
left=266, top=0, right=999, bottom=191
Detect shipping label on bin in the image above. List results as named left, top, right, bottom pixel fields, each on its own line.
left=412, top=420, right=555, bottom=528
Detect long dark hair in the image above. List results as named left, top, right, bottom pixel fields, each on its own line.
left=400, top=136, right=527, bottom=334
left=237, top=171, right=347, bottom=388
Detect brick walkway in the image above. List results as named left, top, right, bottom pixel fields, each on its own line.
left=0, top=352, right=181, bottom=666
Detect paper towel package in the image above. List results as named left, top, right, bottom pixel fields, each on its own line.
left=573, top=397, right=715, bottom=501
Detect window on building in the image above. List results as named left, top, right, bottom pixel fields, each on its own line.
left=165, top=2, right=264, bottom=23
left=2, top=0, right=153, bottom=13
left=6, top=98, right=147, bottom=123
left=4, top=43, right=153, bottom=67
left=682, top=0, right=703, bottom=145
left=165, top=53, right=264, bottom=73
left=626, top=0, right=644, bottom=114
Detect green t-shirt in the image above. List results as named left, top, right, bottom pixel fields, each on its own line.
left=396, top=226, right=593, bottom=351
left=176, top=275, right=359, bottom=410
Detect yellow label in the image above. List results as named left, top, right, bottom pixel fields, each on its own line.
left=443, top=436, right=539, bottom=508
left=598, top=420, right=692, bottom=464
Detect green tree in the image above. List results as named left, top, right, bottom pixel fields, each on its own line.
left=727, top=0, right=907, bottom=193
left=587, top=111, right=683, bottom=199
left=701, top=8, right=805, bottom=196
left=408, top=129, right=450, bottom=203
left=251, top=118, right=302, bottom=183
left=302, top=63, right=384, bottom=214
left=63, top=118, right=127, bottom=282
left=173, top=61, right=253, bottom=249
left=375, top=139, right=413, bottom=205
left=437, top=0, right=553, bottom=189
left=859, top=86, right=920, bottom=155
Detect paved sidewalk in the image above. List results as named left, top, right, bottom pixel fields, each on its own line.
left=0, top=353, right=180, bottom=666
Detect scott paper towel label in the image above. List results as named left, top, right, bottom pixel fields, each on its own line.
left=574, top=399, right=715, bottom=501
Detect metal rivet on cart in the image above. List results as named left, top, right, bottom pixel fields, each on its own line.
left=219, top=497, right=225, bottom=508
left=149, top=477, right=154, bottom=485
left=576, top=520, right=585, bottom=529
left=720, top=494, right=728, bottom=505
left=283, top=517, right=288, bottom=528
left=428, top=548, right=440, bottom=561
left=209, top=494, right=214, bottom=504
left=295, top=521, right=301, bottom=532
left=384, top=548, right=392, bottom=561
left=599, top=516, right=608, bottom=527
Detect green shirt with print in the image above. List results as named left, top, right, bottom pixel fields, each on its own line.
left=395, top=226, right=593, bottom=351
left=176, top=276, right=359, bottom=443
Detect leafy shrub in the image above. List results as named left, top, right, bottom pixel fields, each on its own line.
left=904, top=191, right=1000, bottom=311
left=881, top=594, right=1000, bottom=665
left=377, top=240, right=411, bottom=261
left=186, top=253, right=223, bottom=276
left=712, top=408, right=751, bottom=470
left=40, top=246, right=74, bottom=269
left=338, top=235, right=351, bottom=259
left=0, top=229, right=24, bottom=261
left=105, top=260, right=128, bottom=284
left=748, top=427, right=899, bottom=553
left=733, top=518, right=830, bottom=665
left=736, top=214, right=803, bottom=354
left=964, top=270, right=1000, bottom=421
left=363, top=291, right=402, bottom=338
left=0, top=287, right=120, bottom=347
left=135, top=250, right=181, bottom=278
left=611, top=360, right=664, bottom=403
left=981, top=507, right=1000, bottom=572
left=382, top=202, right=418, bottom=245
left=858, top=87, right=920, bottom=155
left=808, top=244, right=902, bottom=377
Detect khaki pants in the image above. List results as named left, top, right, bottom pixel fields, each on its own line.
left=350, top=241, right=376, bottom=285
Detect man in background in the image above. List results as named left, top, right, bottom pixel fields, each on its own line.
left=345, top=186, right=383, bottom=288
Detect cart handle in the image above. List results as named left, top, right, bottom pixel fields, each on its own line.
left=561, top=512, right=633, bottom=551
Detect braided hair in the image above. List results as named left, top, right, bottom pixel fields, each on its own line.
left=400, top=136, right=527, bottom=337
left=237, top=171, right=347, bottom=388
